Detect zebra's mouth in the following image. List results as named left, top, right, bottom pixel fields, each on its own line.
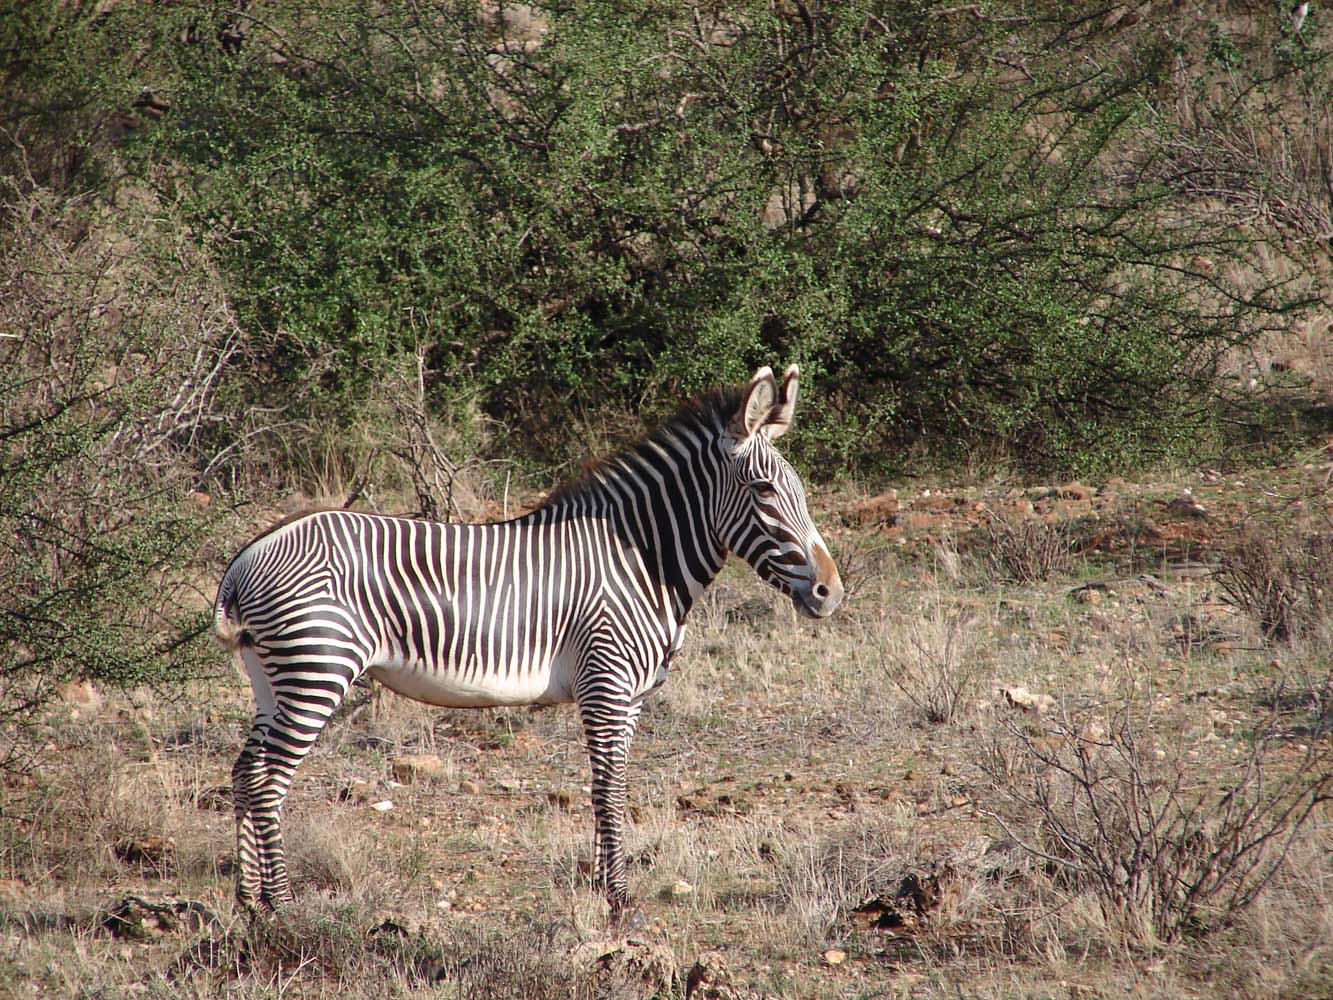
left=766, top=569, right=840, bottom=619
left=791, top=586, right=840, bottom=619
left=792, top=592, right=825, bottom=619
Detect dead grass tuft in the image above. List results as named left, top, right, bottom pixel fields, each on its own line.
left=882, top=600, right=984, bottom=726
left=1216, top=526, right=1333, bottom=644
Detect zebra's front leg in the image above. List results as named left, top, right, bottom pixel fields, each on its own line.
left=579, top=696, right=642, bottom=913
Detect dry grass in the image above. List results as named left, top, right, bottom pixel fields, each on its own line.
left=4, top=484, right=1333, bottom=998
left=881, top=597, right=985, bottom=726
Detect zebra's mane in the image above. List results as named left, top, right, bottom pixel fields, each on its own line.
left=541, top=384, right=743, bottom=507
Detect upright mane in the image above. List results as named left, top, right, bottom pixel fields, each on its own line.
left=542, top=384, right=743, bottom=507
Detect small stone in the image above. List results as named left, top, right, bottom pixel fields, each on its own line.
left=822, top=948, right=847, bottom=966
left=369, top=800, right=394, bottom=812
left=391, top=753, right=446, bottom=784
left=460, top=779, right=481, bottom=794
left=670, top=879, right=695, bottom=897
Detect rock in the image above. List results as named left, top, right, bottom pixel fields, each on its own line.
left=670, top=879, right=695, bottom=897
left=1053, top=481, right=1093, bottom=501
left=841, top=489, right=899, bottom=527
left=822, top=948, right=847, bottom=966
left=58, top=679, right=101, bottom=714
left=391, top=753, right=447, bottom=784
left=1001, top=686, right=1055, bottom=715
left=684, top=951, right=750, bottom=1000
left=369, top=800, right=395, bottom=812
left=460, top=779, right=481, bottom=794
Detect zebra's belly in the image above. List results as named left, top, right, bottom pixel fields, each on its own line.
left=367, top=655, right=573, bottom=708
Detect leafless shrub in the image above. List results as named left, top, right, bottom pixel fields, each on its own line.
left=0, top=180, right=238, bottom=769
left=387, top=348, right=488, bottom=522
left=984, top=515, right=1075, bottom=585
left=1215, top=527, right=1333, bottom=644
left=883, top=604, right=980, bottom=725
left=830, top=532, right=901, bottom=610
left=983, top=709, right=1333, bottom=947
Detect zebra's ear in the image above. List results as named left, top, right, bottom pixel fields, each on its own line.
left=732, top=366, right=778, bottom=441
left=762, top=364, right=799, bottom=439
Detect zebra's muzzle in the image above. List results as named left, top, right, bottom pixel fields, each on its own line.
left=792, top=543, right=843, bottom=618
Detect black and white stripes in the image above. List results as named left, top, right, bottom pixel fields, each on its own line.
left=216, top=364, right=842, bottom=913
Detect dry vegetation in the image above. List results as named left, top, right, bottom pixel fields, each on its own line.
left=4, top=467, right=1333, bottom=999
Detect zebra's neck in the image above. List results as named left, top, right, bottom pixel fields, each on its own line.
left=538, top=420, right=729, bottom=619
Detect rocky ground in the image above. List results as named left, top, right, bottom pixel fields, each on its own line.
left=3, top=458, right=1332, bottom=999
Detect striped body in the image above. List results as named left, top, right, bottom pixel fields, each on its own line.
left=217, top=365, right=841, bottom=914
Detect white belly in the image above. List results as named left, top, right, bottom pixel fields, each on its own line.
left=368, top=656, right=573, bottom=708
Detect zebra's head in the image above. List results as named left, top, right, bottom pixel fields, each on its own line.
left=718, top=365, right=843, bottom=620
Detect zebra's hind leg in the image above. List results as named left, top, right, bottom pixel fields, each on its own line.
left=232, top=644, right=359, bottom=912
left=579, top=694, right=643, bottom=916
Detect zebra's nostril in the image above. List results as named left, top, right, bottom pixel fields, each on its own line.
left=813, top=582, right=829, bottom=600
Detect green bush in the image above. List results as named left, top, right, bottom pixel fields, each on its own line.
left=5, top=1, right=1324, bottom=483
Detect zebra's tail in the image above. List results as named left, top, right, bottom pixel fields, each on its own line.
left=214, top=569, right=251, bottom=652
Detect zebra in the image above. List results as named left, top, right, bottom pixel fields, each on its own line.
left=214, top=364, right=842, bottom=916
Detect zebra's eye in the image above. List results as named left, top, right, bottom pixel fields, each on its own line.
left=750, top=481, right=778, bottom=500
